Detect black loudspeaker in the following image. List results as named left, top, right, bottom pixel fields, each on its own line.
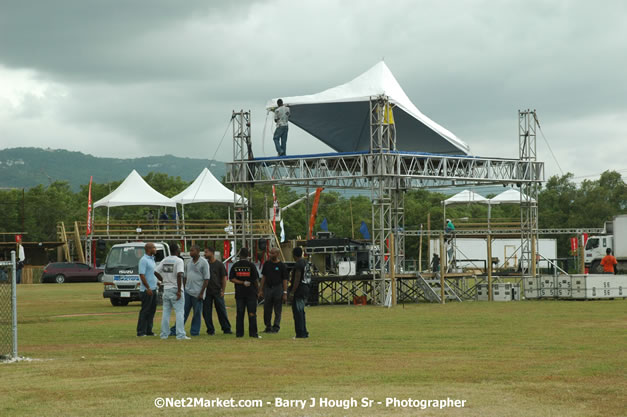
left=307, top=282, right=319, bottom=306
left=97, top=239, right=107, bottom=251
left=258, top=239, right=267, bottom=251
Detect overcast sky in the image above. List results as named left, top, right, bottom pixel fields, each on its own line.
left=1, top=0, right=626, bottom=181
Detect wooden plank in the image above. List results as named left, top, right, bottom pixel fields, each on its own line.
left=60, top=222, right=71, bottom=262
left=487, top=234, right=493, bottom=301
left=418, top=224, right=423, bottom=272
left=74, top=221, right=85, bottom=263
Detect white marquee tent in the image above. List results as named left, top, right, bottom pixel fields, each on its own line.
left=93, top=169, right=177, bottom=230
left=94, top=170, right=176, bottom=209
left=489, top=188, right=536, bottom=204
left=266, top=61, right=470, bottom=155
left=172, top=168, right=247, bottom=235
left=442, top=190, right=489, bottom=229
left=443, top=190, right=489, bottom=206
left=172, top=168, right=247, bottom=207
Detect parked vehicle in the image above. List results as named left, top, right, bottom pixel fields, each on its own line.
left=102, top=242, right=170, bottom=306
left=585, top=215, right=627, bottom=273
left=41, top=262, right=104, bottom=284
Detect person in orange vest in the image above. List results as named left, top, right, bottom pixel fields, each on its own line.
left=600, top=248, right=618, bottom=275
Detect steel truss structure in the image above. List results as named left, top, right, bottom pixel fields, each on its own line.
left=227, top=99, right=545, bottom=305
left=519, top=110, right=540, bottom=277
left=226, top=151, right=544, bottom=190
left=405, top=228, right=604, bottom=237
left=232, top=111, right=255, bottom=254
left=310, top=274, right=481, bottom=305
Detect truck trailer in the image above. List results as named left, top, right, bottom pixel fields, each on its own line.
left=585, top=215, right=627, bottom=273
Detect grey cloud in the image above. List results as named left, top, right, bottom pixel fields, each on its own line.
left=0, top=0, right=626, bottom=181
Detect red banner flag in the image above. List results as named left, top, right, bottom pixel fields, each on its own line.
left=86, top=176, right=93, bottom=236
left=570, top=237, right=578, bottom=253
left=223, top=240, right=231, bottom=261
left=308, top=187, right=324, bottom=240
left=272, top=185, right=278, bottom=233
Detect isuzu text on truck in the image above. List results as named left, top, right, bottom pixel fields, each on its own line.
left=102, top=242, right=169, bottom=306
left=585, top=215, right=627, bottom=273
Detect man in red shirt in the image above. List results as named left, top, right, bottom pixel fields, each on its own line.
left=600, top=248, right=618, bottom=275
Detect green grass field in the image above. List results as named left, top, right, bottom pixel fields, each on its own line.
left=1, top=283, right=626, bottom=417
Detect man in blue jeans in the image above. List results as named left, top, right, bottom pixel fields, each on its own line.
left=288, top=247, right=310, bottom=339
left=157, top=243, right=189, bottom=340
left=203, top=247, right=232, bottom=335
left=272, top=98, right=290, bottom=156
left=137, top=243, right=159, bottom=337
left=170, top=245, right=209, bottom=337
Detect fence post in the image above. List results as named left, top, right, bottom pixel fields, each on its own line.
left=11, top=250, right=17, bottom=358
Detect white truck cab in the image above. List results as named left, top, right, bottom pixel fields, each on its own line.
left=585, top=235, right=612, bottom=272
left=585, top=215, right=627, bottom=273
left=102, top=242, right=170, bottom=306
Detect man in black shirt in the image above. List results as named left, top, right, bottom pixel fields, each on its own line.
left=258, top=248, right=288, bottom=333
left=203, top=247, right=232, bottom=335
left=229, top=247, right=261, bottom=338
left=289, top=247, right=309, bottom=339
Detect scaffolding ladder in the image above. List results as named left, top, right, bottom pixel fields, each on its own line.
left=416, top=272, right=462, bottom=303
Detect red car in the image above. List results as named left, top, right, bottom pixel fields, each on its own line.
left=41, top=262, right=104, bottom=284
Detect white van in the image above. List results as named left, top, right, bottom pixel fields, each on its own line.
left=102, top=242, right=170, bottom=306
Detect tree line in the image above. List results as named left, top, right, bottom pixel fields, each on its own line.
left=0, top=171, right=624, bottom=259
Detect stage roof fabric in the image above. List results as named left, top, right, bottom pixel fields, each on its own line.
left=94, top=170, right=176, bottom=208
left=443, top=190, right=489, bottom=206
left=266, top=61, right=470, bottom=155
left=490, top=188, right=536, bottom=204
left=172, top=168, right=247, bottom=205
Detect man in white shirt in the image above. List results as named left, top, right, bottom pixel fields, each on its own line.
left=156, top=243, right=189, bottom=340
left=170, top=244, right=210, bottom=336
left=273, top=98, right=290, bottom=157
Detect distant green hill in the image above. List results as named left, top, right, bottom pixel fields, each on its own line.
left=0, top=147, right=226, bottom=190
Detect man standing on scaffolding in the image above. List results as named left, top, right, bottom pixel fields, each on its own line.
left=273, top=99, right=290, bottom=157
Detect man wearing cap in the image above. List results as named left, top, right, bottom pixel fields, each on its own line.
left=273, top=99, right=290, bottom=156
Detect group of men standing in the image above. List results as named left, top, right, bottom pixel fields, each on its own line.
left=136, top=242, right=309, bottom=340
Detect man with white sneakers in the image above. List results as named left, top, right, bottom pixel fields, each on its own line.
left=157, top=243, right=190, bottom=340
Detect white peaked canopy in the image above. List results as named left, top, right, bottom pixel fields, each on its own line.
left=442, top=190, right=488, bottom=229
left=93, top=170, right=176, bottom=208
left=443, top=190, right=489, bottom=206
left=490, top=188, right=536, bottom=204
left=172, top=168, right=247, bottom=205
left=266, top=61, right=470, bottom=155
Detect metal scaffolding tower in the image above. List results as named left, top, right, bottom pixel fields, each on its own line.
left=368, top=96, right=407, bottom=303
left=232, top=110, right=254, bottom=254
left=227, top=104, right=545, bottom=305
left=519, top=110, right=540, bottom=277
left=369, top=96, right=399, bottom=303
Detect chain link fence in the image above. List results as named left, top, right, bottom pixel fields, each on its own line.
left=0, top=252, right=17, bottom=359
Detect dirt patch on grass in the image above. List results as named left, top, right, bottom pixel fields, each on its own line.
left=52, top=312, right=137, bottom=318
